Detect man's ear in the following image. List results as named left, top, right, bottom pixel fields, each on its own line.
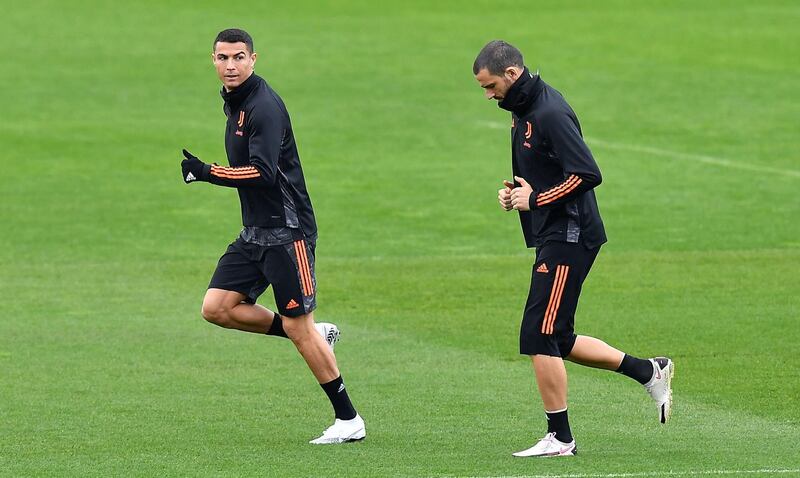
left=504, top=66, right=522, bottom=82
left=250, top=52, right=257, bottom=67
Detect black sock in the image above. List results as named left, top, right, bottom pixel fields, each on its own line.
left=320, top=376, right=357, bottom=420
left=266, top=313, right=288, bottom=338
left=546, top=408, right=573, bottom=443
left=616, top=354, right=654, bottom=385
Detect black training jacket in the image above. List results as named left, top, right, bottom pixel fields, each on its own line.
left=209, top=73, right=317, bottom=239
left=499, top=69, right=606, bottom=249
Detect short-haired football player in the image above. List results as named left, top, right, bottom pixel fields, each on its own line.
left=473, top=40, right=673, bottom=457
left=180, top=28, right=365, bottom=444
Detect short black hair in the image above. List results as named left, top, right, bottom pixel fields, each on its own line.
left=214, top=28, right=254, bottom=53
left=473, top=40, right=524, bottom=75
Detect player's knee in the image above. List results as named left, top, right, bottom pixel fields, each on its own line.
left=282, top=320, right=302, bottom=340
left=201, top=302, right=231, bottom=327
left=282, top=315, right=312, bottom=342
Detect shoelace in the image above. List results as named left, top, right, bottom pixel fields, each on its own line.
left=540, top=432, right=557, bottom=447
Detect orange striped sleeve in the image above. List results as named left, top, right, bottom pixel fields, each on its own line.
left=210, top=165, right=262, bottom=180
left=212, top=165, right=259, bottom=175
left=538, top=175, right=581, bottom=201
left=536, top=175, right=583, bottom=207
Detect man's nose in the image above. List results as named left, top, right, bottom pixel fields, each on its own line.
left=485, top=90, right=494, bottom=100
left=226, top=59, right=236, bottom=69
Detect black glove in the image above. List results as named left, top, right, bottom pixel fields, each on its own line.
left=181, top=149, right=212, bottom=183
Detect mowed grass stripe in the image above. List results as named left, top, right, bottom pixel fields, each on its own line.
left=2, top=322, right=798, bottom=477
left=2, top=249, right=797, bottom=429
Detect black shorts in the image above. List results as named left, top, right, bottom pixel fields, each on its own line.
left=520, top=241, right=600, bottom=357
left=208, top=237, right=317, bottom=317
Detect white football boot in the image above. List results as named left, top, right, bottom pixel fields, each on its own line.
left=512, top=432, right=577, bottom=457
left=644, top=357, right=674, bottom=423
left=309, top=414, right=366, bottom=444
left=314, top=322, right=340, bottom=352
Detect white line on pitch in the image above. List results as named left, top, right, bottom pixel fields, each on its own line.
left=477, top=120, right=511, bottom=130
left=456, top=468, right=800, bottom=478
left=473, top=120, right=800, bottom=178
left=587, top=138, right=800, bottom=178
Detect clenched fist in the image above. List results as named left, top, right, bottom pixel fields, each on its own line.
left=510, top=176, right=534, bottom=212
left=498, top=179, right=514, bottom=211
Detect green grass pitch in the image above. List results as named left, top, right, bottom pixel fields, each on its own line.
left=1, top=0, right=799, bottom=476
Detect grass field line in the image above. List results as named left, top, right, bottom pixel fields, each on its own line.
left=458, top=468, right=800, bottom=478
left=475, top=120, right=800, bottom=178
left=587, top=138, right=800, bottom=179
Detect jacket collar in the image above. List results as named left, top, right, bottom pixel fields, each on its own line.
left=498, top=67, right=544, bottom=115
left=221, top=72, right=260, bottom=111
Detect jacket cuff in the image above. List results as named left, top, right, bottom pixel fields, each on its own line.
left=200, top=163, right=212, bottom=181
left=529, top=191, right=538, bottom=210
